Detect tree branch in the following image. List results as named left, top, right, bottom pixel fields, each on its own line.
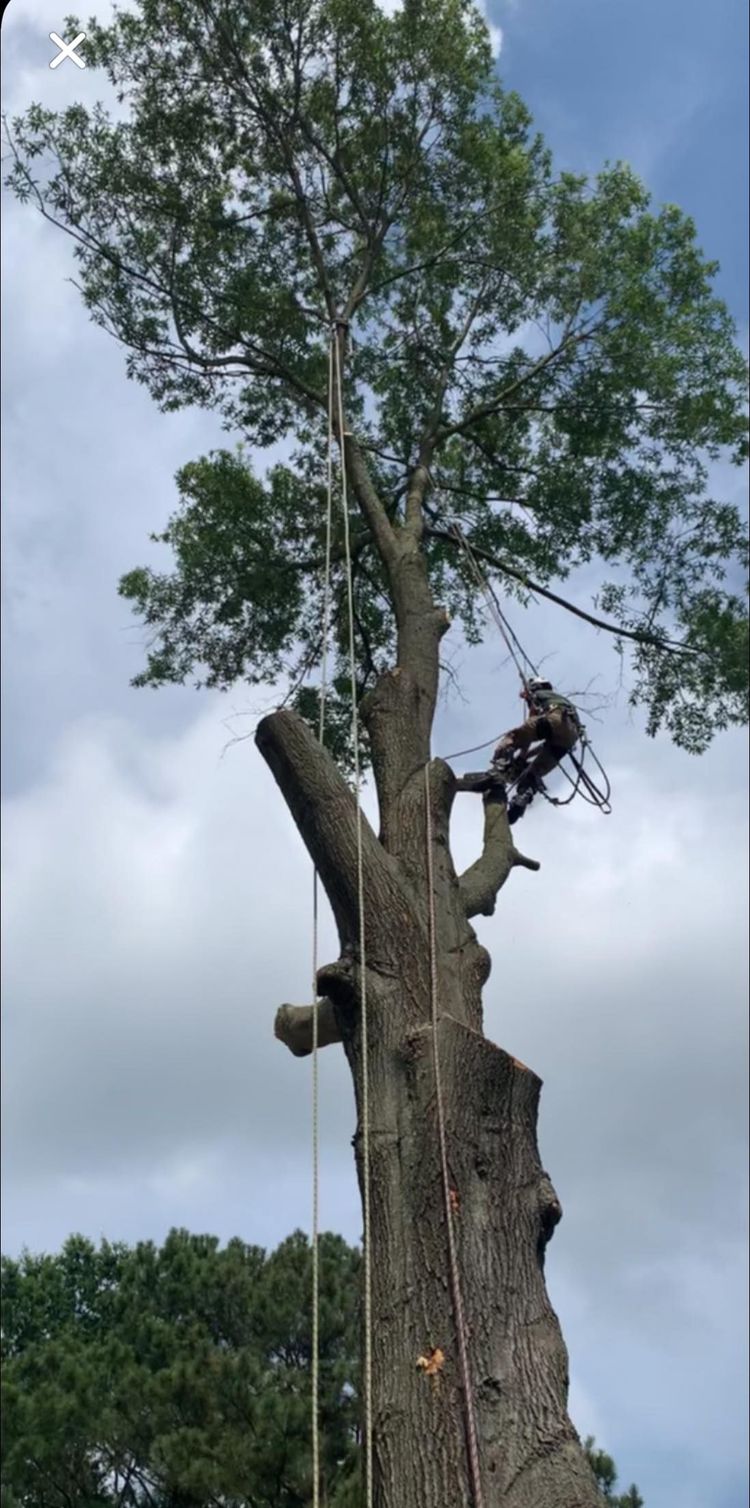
left=343, top=434, right=401, bottom=571
left=437, top=320, right=594, bottom=441
left=427, top=525, right=697, bottom=657
left=457, top=787, right=540, bottom=919
left=403, top=460, right=431, bottom=538
left=255, top=709, right=407, bottom=958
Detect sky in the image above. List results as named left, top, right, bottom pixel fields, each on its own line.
left=1, top=2, right=748, bottom=1506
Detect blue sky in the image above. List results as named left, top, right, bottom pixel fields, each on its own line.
left=2, top=3, right=748, bottom=1507
left=500, top=0, right=749, bottom=327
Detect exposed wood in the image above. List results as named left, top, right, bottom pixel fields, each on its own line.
left=274, top=999, right=343, bottom=1057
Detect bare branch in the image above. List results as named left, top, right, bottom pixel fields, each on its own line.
left=427, top=525, right=698, bottom=657
left=255, top=709, right=407, bottom=961
left=344, top=434, right=401, bottom=571
left=437, top=320, right=596, bottom=441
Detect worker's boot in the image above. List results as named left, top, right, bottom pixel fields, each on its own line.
left=507, top=787, right=534, bottom=825
left=507, top=773, right=544, bottom=825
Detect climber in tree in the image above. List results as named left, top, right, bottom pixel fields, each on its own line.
left=492, top=678, right=582, bottom=824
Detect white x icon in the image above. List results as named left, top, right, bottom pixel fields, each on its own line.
left=49, top=31, right=87, bottom=69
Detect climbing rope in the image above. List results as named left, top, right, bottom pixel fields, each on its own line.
left=423, top=763, right=486, bottom=1508
left=332, top=326, right=374, bottom=1508
left=544, top=735, right=612, bottom=813
left=440, top=731, right=505, bottom=761
left=449, top=521, right=612, bottom=814
left=310, top=338, right=337, bottom=1508
left=450, top=522, right=538, bottom=690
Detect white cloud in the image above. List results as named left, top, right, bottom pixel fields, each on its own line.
left=375, top=0, right=502, bottom=56
left=1, top=696, right=747, bottom=1496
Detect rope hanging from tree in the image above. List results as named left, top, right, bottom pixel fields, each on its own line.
left=423, top=763, right=486, bottom=1508
left=310, top=328, right=374, bottom=1508
left=448, top=522, right=612, bottom=814
left=332, top=328, right=375, bottom=1508
left=309, top=338, right=336, bottom=1508
left=313, top=329, right=490, bottom=1508
left=309, top=325, right=375, bottom=1507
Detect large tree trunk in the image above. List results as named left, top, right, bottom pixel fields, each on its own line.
left=256, top=418, right=600, bottom=1506
left=256, top=698, right=602, bottom=1508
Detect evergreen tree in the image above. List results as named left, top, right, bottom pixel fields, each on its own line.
left=1, top=1230, right=360, bottom=1507
left=585, top=1436, right=645, bottom=1507
left=1, top=1234, right=646, bottom=1507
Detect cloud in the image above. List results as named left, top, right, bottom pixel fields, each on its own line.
left=1, top=694, right=747, bottom=1500
left=375, top=0, right=502, bottom=56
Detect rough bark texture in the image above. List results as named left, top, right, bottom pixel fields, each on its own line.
left=356, top=1017, right=597, bottom=1507
left=257, top=710, right=601, bottom=1508
left=256, top=428, right=602, bottom=1506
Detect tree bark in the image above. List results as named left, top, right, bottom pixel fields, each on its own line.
left=257, top=705, right=602, bottom=1508
left=255, top=396, right=600, bottom=1506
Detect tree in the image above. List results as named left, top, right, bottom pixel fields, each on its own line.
left=584, top=1438, right=644, bottom=1508
left=6, top=1, right=747, bottom=1503
left=0, top=1232, right=645, bottom=1508
left=1, top=1229, right=361, bottom=1506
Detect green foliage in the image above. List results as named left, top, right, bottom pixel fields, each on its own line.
left=6, top=0, right=748, bottom=752
left=1, top=1229, right=360, bottom=1507
left=585, top=1436, right=645, bottom=1507
left=1, top=1232, right=645, bottom=1508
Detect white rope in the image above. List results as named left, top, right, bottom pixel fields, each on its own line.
left=450, top=522, right=536, bottom=691
left=332, top=326, right=374, bottom=1508
left=423, top=761, right=485, bottom=1508
left=310, top=340, right=336, bottom=1508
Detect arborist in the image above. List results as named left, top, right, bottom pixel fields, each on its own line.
left=491, top=677, right=582, bottom=824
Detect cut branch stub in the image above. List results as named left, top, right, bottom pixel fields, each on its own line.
left=273, top=958, right=361, bottom=1057
left=274, top=999, right=342, bottom=1057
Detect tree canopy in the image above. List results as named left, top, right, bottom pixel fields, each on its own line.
left=1, top=1229, right=642, bottom=1508
left=6, top=0, right=748, bottom=758
left=1, top=1229, right=360, bottom=1507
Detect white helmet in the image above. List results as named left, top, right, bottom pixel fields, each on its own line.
left=528, top=677, right=553, bottom=692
